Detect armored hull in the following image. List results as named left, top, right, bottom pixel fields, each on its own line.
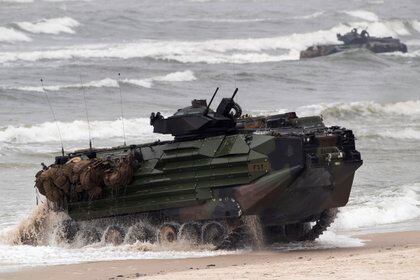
left=300, top=29, right=407, bottom=59
left=34, top=92, right=362, bottom=248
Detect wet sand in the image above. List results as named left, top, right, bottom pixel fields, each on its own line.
left=1, top=231, right=419, bottom=280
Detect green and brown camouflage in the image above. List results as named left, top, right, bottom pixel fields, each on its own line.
left=34, top=89, right=362, bottom=246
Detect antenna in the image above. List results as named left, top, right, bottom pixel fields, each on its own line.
left=117, top=73, right=126, bottom=146
left=232, top=59, right=237, bottom=88
left=78, top=73, right=92, bottom=149
left=72, top=56, right=92, bottom=149
left=205, top=87, right=219, bottom=114
left=40, top=78, right=65, bottom=156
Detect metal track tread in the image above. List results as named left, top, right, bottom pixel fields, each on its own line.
left=299, top=208, right=338, bottom=241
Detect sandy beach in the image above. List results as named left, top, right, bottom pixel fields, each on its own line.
left=1, top=231, right=419, bottom=280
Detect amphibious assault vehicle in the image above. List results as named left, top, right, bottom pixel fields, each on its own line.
left=34, top=88, right=362, bottom=248
left=300, top=28, right=407, bottom=59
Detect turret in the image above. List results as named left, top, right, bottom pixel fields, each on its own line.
left=337, top=28, right=370, bottom=45
left=150, top=88, right=242, bottom=139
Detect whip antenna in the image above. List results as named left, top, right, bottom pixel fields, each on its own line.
left=78, top=73, right=92, bottom=149
left=72, top=56, right=92, bottom=149
left=117, top=73, right=126, bottom=146
left=232, top=57, right=237, bottom=89
left=40, top=78, right=65, bottom=156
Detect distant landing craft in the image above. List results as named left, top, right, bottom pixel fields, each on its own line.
left=300, top=28, right=408, bottom=59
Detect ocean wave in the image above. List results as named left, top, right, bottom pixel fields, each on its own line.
left=334, top=183, right=420, bottom=230
left=293, top=11, right=325, bottom=20
left=0, top=41, right=301, bottom=64
left=368, top=0, right=384, bottom=4
left=362, top=127, right=420, bottom=140
left=148, top=17, right=276, bottom=23
left=385, top=50, right=420, bottom=58
left=15, top=17, right=80, bottom=35
left=406, top=39, right=420, bottom=46
left=2, top=99, right=419, bottom=144
left=0, top=0, right=33, bottom=3
left=297, top=100, right=420, bottom=119
left=7, top=70, right=196, bottom=92
left=343, top=10, right=379, bottom=22
left=0, top=26, right=31, bottom=42
left=0, top=19, right=415, bottom=64
left=412, top=20, right=420, bottom=32
left=13, top=78, right=117, bottom=92
left=123, top=70, right=196, bottom=88
left=0, top=117, right=174, bottom=144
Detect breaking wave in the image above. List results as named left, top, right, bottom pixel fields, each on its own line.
left=7, top=70, right=196, bottom=92
left=148, top=17, right=276, bottom=23
left=368, top=0, right=384, bottom=4
left=296, top=100, right=420, bottom=140
left=411, top=20, right=420, bottom=32
left=15, top=17, right=80, bottom=35
left=123, top=70, right=196, bottom=88
left=334, top=183, right=420, bottom=230
left=361, top=128, right=420, bottom=140
left=343, top=10, right=379, bottom=22
left=0, top=118, right=160, bottom=144
left=0, top=0, right=33, bottom=3
left=0, top=26, right=31, bottom=43
left=384, top=49, right=420, bottom=58
left=406, top=39, right=420, bottom=46
left=1, top=100, right=419, bottom=144
left=297, top=100, right=420, bottom=118
left=293, top=11, right=325, bottom=20
left=14, top=78, right=117, bottom=92
left=0, top=19, right=416, bottom=63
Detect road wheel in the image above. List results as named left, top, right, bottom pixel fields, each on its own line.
left=158, top=223, right=179, bottom=244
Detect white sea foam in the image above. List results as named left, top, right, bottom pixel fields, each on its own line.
left=0, top=19, right=414, bottom=64
left=8, top=70, right=196, bottom=92
left=406, top=39, right=420, bottom=46
left=316, top=231, right=364, bottom=248
left=293, top=11, right=325, bottom=20
left=384, top=49, right=420, bottom=58
left=361, top=20, right=411, bottom=36
left=2, top=100, right=419, bottom=144
left=15, top=17, right=80, bottom=35
left=0, top=243, right=234, bottom=272
left=0, top=117, right=168, bottom=144
left=150, top=17, right=275, bottom=23
left=333, top=183, right=420, bottom=230
left=272, top=231, right=364, bottom=252
left=297, top=100, right=420, bottom=118
left=0, top=26, right=31, bottom=42
left=122, top=70, right=196, bottom=88
left=344, top=10, right=379, bottom=22
left=373, top=128, right=420, bottom=140
left=412, top=20, right=420, bottom=32
left=0, top=204, right=234, bottom=272
left=0, top=0, right=33, bottom=3
left=368, top=0, right=384, bottom=4
left=14, top=78, right=118, bottom=92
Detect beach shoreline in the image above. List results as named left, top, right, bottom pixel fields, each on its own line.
left=1, top=230, right=419, bottom=280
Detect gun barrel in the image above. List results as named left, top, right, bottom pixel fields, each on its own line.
left=206, top=87, right=219, bottom=111
left=231, top=88, right=238, bottom=100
